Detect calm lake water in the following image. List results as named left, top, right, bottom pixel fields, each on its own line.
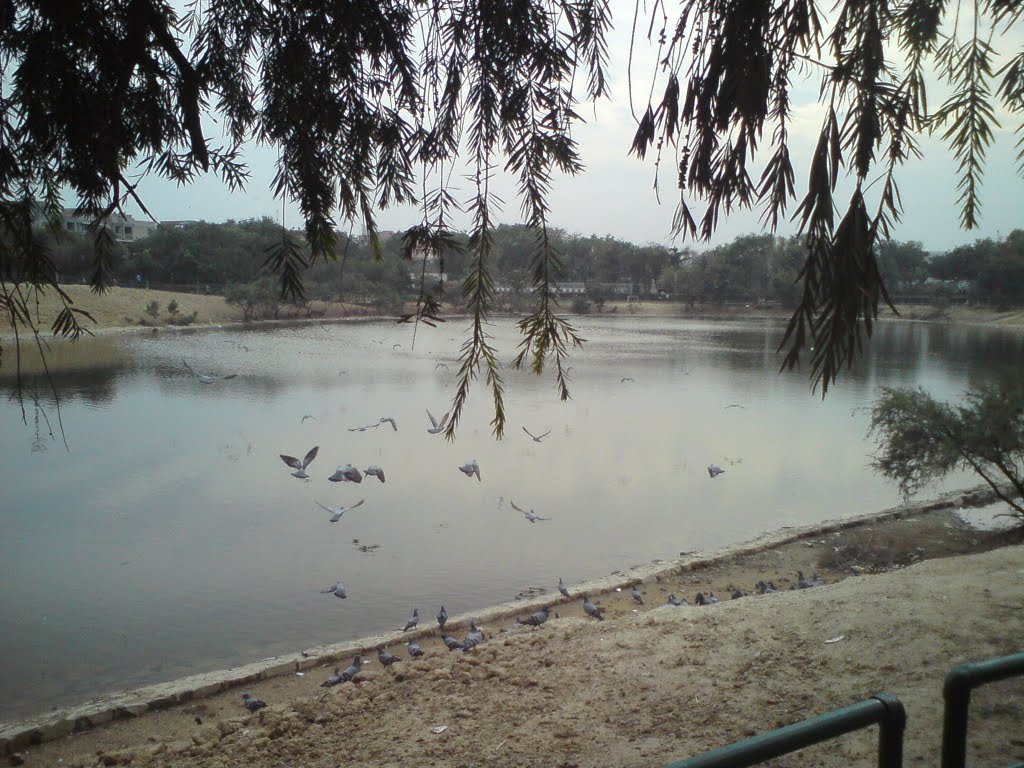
left=1, top=316, right=1022, bottom=721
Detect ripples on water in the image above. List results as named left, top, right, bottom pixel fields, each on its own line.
left=0, top=317, right=1021, bottom=720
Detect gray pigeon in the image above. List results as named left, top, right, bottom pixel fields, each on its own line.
left=426, top=409, right=450, bottom=434
left=280, top=445, right=319, bottom=478
left=695, top=591, right=719, bottom=605
left=378, top=647, right=401, bottom=667
left=756, top=580, right=779, bottom=594
left=667, top=594, right=688, bottom=606
left=707, top=464, right=726, bottom=478
left=442, top=634, right=463, bottom=651
left=437, top=605, right=448, bottom=629
left=797, top=571, right=825, bottom=589
left=242, top=693, right=266, bottom=712
left=558, top=577, right=570, bottom=598
left=328, top=464, right=363, bottom=483
left=731, top=589, right=746, bottom=599
left=516, top=606, right=550, bottom=627
left=319, top=581, right=347, bottom=599
left=582, top=595, right=604, bottom=621
left=464, top=621, right=485, bottom=649
left=339, top=655, right=362, bottom=682
left=320, top=667, right=344, bottom=688
left=630, top=586, right=644, bottom=605
left=407, top=640, right=424, bottom=658
left=364, top=465, right=386, bottom=483
left=458, top=459, right=481, bottom=481
left=403, top=608, right=419, bottom=631
left=379, top=417, right=398, bottom=431
left=316, top=499, right=365, bottom=523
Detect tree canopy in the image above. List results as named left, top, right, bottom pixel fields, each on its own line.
left=2, top=0, right=1023, bottom=436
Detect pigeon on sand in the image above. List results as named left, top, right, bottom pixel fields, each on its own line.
left=403, top=608, right=419, bottom=631
left=242, top=693, right=266, bottom=712
left=558, top=577, right=570, bottom=598
left=437, top=606, right=448, bottom=629
left=516, top=606, right=550, bottom=627
left=630, top=586, right=644, bottom=605
left=378, top=647, right=401, bottom=667
left=582, top=595, right=604, bottom=621
left=407, top=640, right=424, bottom=658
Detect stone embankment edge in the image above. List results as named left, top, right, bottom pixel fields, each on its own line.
left=0, top=484, right=1014, bottom=755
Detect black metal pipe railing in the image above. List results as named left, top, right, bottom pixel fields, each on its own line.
left=941, top=652, right=1024, bottom=768
left=662, top=694, right=906, bottom=768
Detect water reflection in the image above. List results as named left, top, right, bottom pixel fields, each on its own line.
left=0, top=317, right=1021, bottom=721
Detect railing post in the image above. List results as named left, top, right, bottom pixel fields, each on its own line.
left=873, top=694, right=906, bottom=768
left=941, top=652, right=1024, bottom=768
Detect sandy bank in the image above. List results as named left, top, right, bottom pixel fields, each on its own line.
left=7, top=487, right=1023, bottom=765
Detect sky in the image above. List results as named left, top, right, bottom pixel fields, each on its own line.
left=114, top=4, right=1024, bottom=254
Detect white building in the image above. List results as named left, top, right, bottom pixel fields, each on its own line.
left=62, top=209, right=158, bottom=245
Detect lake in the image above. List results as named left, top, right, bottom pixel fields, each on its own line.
left=1, top=316, right=1021, bottom=721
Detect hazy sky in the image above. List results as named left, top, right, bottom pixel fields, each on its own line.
left=118, top=6, right=1024, bottom=253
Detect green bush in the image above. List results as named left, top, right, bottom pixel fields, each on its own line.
left=144, top=299, right=160, bottom=318
left=166, top=299, right=179, bottom=316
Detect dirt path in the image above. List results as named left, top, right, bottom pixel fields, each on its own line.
left=17, top=509, right=1023, bottom=767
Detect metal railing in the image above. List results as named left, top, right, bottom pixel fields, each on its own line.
left=941, top=652, right=1024, bottom=768
left=662, top=695, right=906, bottom=768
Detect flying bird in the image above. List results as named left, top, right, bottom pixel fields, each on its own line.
left=364, top=465, right=386, bottom=483
left=316, top=499, right=365, bottom=523
left=458, top=459, right=481, bottom=482
left=511, top=500, right=549, bottom=523
left=320, top=581, right=347, bottom=599
left=707, top=464, right=726, bottom=478
left=183, top=360, right=237, bottom=384
left=621, top=377, right=636, bottom=383
left=403, top=608, right=419, bottom=631
left=348, top=422, right=380, bottom=432
left=329, top=464, right=364, bottom=483
left=522, top=427, right=551, bottom=442
left=582, top=595, right=604, bottom=621
left=242, top=693, right=266, bottom=712
left=426, top=409, right=450, bottom=434
left=558, top=577, right=570, bottom=598
left=378, top=417, right=398, bottom=431
left=280, top=446, right=319, bottom=478
left=301, top=414, right=318, bottom=423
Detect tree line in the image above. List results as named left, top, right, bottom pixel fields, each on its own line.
left=38, top=220, right=1024, bottom=311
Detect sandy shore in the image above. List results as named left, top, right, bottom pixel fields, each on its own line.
left=9, top=495, right=1023, bottom=767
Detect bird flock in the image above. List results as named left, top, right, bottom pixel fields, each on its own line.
left=179, top=358, right=758, bottom=714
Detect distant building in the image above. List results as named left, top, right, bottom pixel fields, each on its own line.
left=553, top=282, right=585, bottom=295
left=62, top=209, right=158, bottom=245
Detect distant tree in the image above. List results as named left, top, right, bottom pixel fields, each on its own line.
left=224, top=278, right=278, bottom=322
left=143, top=300, right=160, bottom=319
left=876, top=241, right=929, bottom=290
left=870, top=384, right=1024, bottom=522
left=166, top=299, right=179, bottom=316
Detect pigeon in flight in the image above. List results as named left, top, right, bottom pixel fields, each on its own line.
left=320, top=667, right=344, bottom=688
left=707, top=464, right=726, bottom=478
left=511, top=500, right=549, bottom=523
left=442, top=634, right=463, bottom=651
left=378, top=417, right=398, bottom=431
left=403, top=608, right=419, bottom=631
left=242, top=693, right=266, bottom=712
left=316, top=499, right=365, bottom=523
left=458, top=459, right=481, bottom=482
left=558, top=577, right=570, bottom=598
left=329, top=464, right=363, bottom=483
left=621, top=377, right=636, bottom=383
left=407, top=640, right=424, bottom=658
left=348, top=422, right=380, bottom=432
left=516, top=606, right=550, bottom=627
left=301, top=414, right=318, bottom=423
left=183, top=359, right=237, bottom=384
left=280, top=446, right=319, bottom=479
left=339, top=655, right=363, bottom=682
left=582, top=595, right=604, bottom=621
left=437, top=606, right=448, bottom=629
left=378, top=647, right=401, bottom=667
left=630, top=586, right=644, bottom=606
left=320, top=581, right=348, bottom=599
left=667, top=594, right=689, bottom=606
left=695, top=592, right=720, bottom=605
left=364, top=466, right=386, bottom=483
left=522, top=427, right=551, bottom=442
left=426, top=409, right=450, bottom=434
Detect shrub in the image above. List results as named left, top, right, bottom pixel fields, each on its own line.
left=144, top=300, right=160, bottom=318
left=166, top=299, right=179, bottom=316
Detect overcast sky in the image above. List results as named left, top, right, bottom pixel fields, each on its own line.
left=118, top=6, right=1024, bottom=254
